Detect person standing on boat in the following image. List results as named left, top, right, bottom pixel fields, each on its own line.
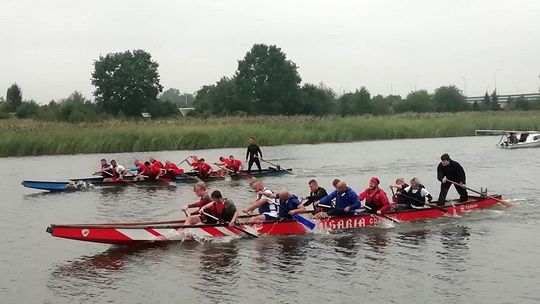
left=242, top=179, right=278, bottom=223
left=358, top=177, right=391, bottom=214
left=401, top=177, right=433, bottom=209
left=276, top=190, right=305, bottom=220
left=437, top=153, right=468, bottom=205
left=246, top=137, right=263, bottom=174
left=315, top=181, right=361, bottom=218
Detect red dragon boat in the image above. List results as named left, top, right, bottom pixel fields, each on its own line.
left=47, top=195, right=502, bottom=245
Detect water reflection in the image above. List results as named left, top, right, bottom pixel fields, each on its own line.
left=47, top=244, right=169, bottom=302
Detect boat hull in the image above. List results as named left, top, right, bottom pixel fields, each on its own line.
left=23, top=168, right=291, bottom=191
left=47, top=196, right=500, bottom=245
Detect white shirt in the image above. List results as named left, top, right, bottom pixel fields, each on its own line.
left=403, top=186, right=430, bottom=197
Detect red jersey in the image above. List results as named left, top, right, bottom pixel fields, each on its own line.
left=188, top=192, right=211, bottom=215
left=165, top=163, right=184, bottom=175
left=141, top=166, right=160, bottom=178
left=359, top=187, right=391, bottom=213
left=196, top=162, right=212, bottom=177
left=135, top=163, right=146, bottom=174
left=227, top=159, right=242, bottom=172
left=151, top=160, right=164, bottom=170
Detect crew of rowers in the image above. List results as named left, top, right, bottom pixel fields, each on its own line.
left=94, top=155, right=246, bottom=181
left=180, top=176, right=435, bottom=226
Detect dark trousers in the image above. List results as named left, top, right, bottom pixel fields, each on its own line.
left=247, top=158, right=262, bottom=173
left=437, top=182, right=468, bottom=205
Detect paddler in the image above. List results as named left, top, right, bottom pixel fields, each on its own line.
left=242, top=179, right=278, bottom=223
left=133, top=161, right=160, bottom=181
left=186, top=156, right=202, bottom=171
left=182, top=182, right=212, bottom=225
left=401, top=177, right=433, bottom=209
left=276, top=189, right=305, bottom=220
left=199, top=190, right=239, bottom=225
left=301, top=179, right=328, bottom=208
left=215, top=156, right=232, bottom=176
left=315, top=181, right=361, bottom=218
left=163, top=160, right=184, bottom=179
left=95, top=159, right=114, bottom=178
left=102, top=159, right=127, bottom=182
left=149, top=157, right=164, bottom=170
left=195, top=158, right=213, bottom=178
left=358, top=177, right=391, bottom=214
left=227, top=155, right=243, bottom=173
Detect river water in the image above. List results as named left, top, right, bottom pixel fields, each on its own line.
left=1, top=136, right=538, bottom=304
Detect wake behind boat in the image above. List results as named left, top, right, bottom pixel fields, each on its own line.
left=47, top=195, right=500, bottom=245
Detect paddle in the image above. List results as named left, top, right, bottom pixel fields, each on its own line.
left=278, top=199, right=316, bottom=230
left=201, top=211, right=259, bottom=238
left=447, top=179, right=513, bottom=207
left=257, top=157, right=294, bottom=175
left=318, top=203, right=399, bottom=224
left=397, top=192, right=448, bottom=213
left=178, top=156, right=190, bottom=166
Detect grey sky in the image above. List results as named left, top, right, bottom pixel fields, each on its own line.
left=1, top=0, right=539, bottom=103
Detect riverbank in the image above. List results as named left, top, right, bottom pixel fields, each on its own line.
left=1, top=111, right=539, bottom=157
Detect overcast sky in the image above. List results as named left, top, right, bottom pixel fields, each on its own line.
left=1, top=0, right=539, bottom=103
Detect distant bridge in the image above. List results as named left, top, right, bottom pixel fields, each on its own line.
left=466, top=92, right=540, bottom=106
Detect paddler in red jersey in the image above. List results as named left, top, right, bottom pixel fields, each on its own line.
left=183, top=189, right=239, bottom=226
left=215, top=156, right=232, bottom=176
left=195, top=158, right=213, bottom=178
left=358, top=177, right=391, bottom=214
left=133, top=159, right=145, bottom=174
left=227, top=155, right=243, bottom=173
left=149, top=157, right=164, bottom=170
left=134, top=161, right=160, bottom=181
left=182, top=182, right=212, bottom=224
left=163, top=160, right=184, bottom=179
left=186, top=156, right=201, bottom=171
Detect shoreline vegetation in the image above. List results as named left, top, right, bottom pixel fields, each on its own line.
left=1, top=111, right=539, bottom=157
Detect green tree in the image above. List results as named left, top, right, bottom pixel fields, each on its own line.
left=338, top=87, right=371, bottom=116
left=481, top=92, right=491, bottom=110
left=396, top=90, right=433, bottom=113
left=432, top=85, right=467, bottom=112
left=299, top=83, right=336, bottom=115
left=193, top=77, right=238, bottom=115
left=235, top=44, right=302, bottom=115
left=472, top=101, right=480, bottom=111
left=91, top=50, right=163, bottom=116
left=16, top=100, right=40, bottom=118
left=56, top=91, right=101, bottom=122
left=513, top=96, right=531, bottom=111
left=6, top=83, right=22, bottom=112
left=490, top=90, right=501, bottom=111
left=159, top=88, right=195, bottom=107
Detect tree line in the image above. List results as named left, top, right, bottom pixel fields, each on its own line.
left=1, top=45, right=539, bottom=121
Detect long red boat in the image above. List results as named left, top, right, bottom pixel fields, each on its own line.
left=46, top=195, right=503, bottom=245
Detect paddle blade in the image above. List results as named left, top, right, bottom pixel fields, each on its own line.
left=294, top=214, right=316, bottom=230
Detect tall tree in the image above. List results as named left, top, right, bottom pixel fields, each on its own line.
left=490, top=90, right=501, bottom=111
left=482, top=92, right=491, bottom=110
left=6, top=83, right=22, bottom=112
left=432, top=85, right=467, bottom=112
left=235, top=44, right=302, bottom=115
left=396, top=89, right=433, bottom=113
left=338, top=87, right=371, bottom=116
left=193, top=77, right=238, bottom=115
left=299, top=83, right=336, bottom=115
left=91, top=50, right=163, bottom=116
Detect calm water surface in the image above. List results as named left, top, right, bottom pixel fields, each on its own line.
left=0, top=136, right=538, bottom=304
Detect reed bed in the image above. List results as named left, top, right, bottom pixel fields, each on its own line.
left=1, top=111, right=539, bottom=157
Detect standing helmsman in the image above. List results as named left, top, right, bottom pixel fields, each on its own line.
left=437, top=153, right=468, bottom=205
left=246, top=137, right=263, bottom=173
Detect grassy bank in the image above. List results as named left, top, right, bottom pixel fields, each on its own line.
left=1, top=111, right=539, bottom=157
